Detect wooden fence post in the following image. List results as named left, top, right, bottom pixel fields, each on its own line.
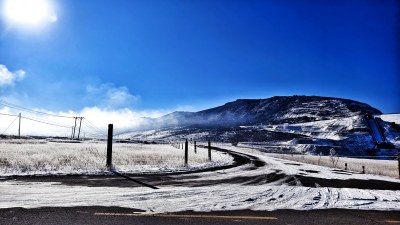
left=106, top=124, right=113, bottom=169
left=185, top=139, right=188, bottom=166
left=194, top=141, right=197, bottom=154
left=362, top=165, right=365, bottom=174
left=208, top=140, right=211, bottom=161
left=345, top=163, right=347, bottom=170
left=398, top=154, right=400, bottom=179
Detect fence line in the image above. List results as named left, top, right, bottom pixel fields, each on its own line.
left=268, top=152, right=400, bottom=179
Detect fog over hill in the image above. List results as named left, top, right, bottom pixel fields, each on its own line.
left=151, top=96, right=381, bottom=128
left=128, top=96, right=400, bottom=156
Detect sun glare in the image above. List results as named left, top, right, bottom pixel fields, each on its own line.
left=3, top=0, right=57, bottom=26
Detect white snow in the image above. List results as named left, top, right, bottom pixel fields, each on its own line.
left=262, top=115, right=364, bottom=141
left=1, top=181, right=399, bottom=212
left=380, top=114, right=400, bottom=125
left=265, top=152, right=399, bottom=178
left=0, top=141, right=233, bottom=176
left=379, top=114, right=400, bottom=148
left=1, top=144, right=399, bottom=212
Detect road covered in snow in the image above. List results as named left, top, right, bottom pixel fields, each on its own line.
left=0, top=144, right=399, bottom=213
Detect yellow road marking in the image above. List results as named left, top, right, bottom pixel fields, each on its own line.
left=95, top=212, right=278, bottom=220
left=386, top=221, right=400, bottom=224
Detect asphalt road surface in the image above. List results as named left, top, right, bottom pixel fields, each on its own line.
left=0, top=206, right=399, bottom=225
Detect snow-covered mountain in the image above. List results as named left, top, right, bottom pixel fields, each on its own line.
left=128, top=96, right=399, bottom=156
left=151, top=95, right=381, bottom=128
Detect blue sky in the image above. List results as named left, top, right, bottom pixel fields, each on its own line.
left=0, top=0, right=399, bottom=114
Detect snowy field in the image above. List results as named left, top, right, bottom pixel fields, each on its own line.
left=0, top=144, right=399, bottom=212
left=380, top=114, right=400, bottom=125
left=266, top=153, right=399, bottom=178
left=0, top=139, right=233, bottom=176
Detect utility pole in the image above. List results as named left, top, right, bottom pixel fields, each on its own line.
left=185, top=139, right=188, bottom=166
left=18, top=113, right=21, bottom=138
left=77, top=117, right=83, bottom=140
left=398, top=152, right=400, bottom=179
left=106, top=124, right=113, bottom=169
left=208, top=140, right=211, bottom=161
left=72, top=117, right=78, bottom=139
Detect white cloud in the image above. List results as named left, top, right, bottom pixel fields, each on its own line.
left=0, top=64, right=26, bottom=87
left=86, top=83, right=140, bottom=108
left=0, top=102, right=211, bottom=138
left=0, top=81, right=195, bottom=138
left=105, top=87, right=140, bottom=107
left=0, top=106, right=167, bottom=138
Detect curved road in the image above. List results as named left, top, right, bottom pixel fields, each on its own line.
left=1, top=145, right=274, bottom=189
left=1, top=145, right=400, bottom=224
left=9, top=145, right=398, bottom=190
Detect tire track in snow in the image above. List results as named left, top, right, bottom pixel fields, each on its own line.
left=1, top=145, right=400, bottom=212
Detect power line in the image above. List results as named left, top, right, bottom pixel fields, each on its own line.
left=81, top=119, right=133, bottom=139
left=79, top=119, right=108, bottom=139
left=21, top=115, right=72, bottom=128
left=0, top=99, right=75, bottom=118
left=80, top=129, right=107, bottom=139
left=82, top=118, right=107, bottom=135
left=1, top=100, right=133, bottom=138
left=1, top=112, right=75, bottom=135
left=0, top=101, right=110, bottom=138
left=0, top=112, right=19, bottom=117
left=83, top=118, right=104, bottom=130
left=81, top=123, right=104, bottom=136
left=1, top=115, right=18, bottom=135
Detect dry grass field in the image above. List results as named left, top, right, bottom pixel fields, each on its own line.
left=0, top=139, right=233, bottom=176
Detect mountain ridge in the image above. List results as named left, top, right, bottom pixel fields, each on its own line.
left=151, top=95, right=381, bottom=128
left=129, top=95, right=399, bottom=156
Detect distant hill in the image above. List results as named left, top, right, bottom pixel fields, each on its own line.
left=151, top=95, right=381, bottom=128
left=129, top=96, right=396, bottom=156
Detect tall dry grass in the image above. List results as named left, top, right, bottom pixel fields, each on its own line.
left=0, top=139, right=232, bottom=176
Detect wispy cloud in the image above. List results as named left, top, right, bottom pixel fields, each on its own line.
left=85, top=83, right=140, bottom=108
left=0, top=105, right=168, bottom=138
left=0, top=64, right=25, bottom=87
left=0, top=79, right=196, bottom=137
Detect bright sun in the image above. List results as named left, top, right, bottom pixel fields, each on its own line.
left=3, top=0, right=57, bottom=26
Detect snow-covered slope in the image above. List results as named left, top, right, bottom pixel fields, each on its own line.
left=127, top=96, right=397, bottom=156
left=147, top=96, right=381, bottom=128
left=130, top=115, right=377, bottom=156
left=380, top=114, right=400, bottom=125
left=377, top=114, right=400, bottom=148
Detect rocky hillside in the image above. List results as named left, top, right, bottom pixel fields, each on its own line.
left=152, top=95, right=381, bottom=128
left=126, top=96, right=398, bottom=156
